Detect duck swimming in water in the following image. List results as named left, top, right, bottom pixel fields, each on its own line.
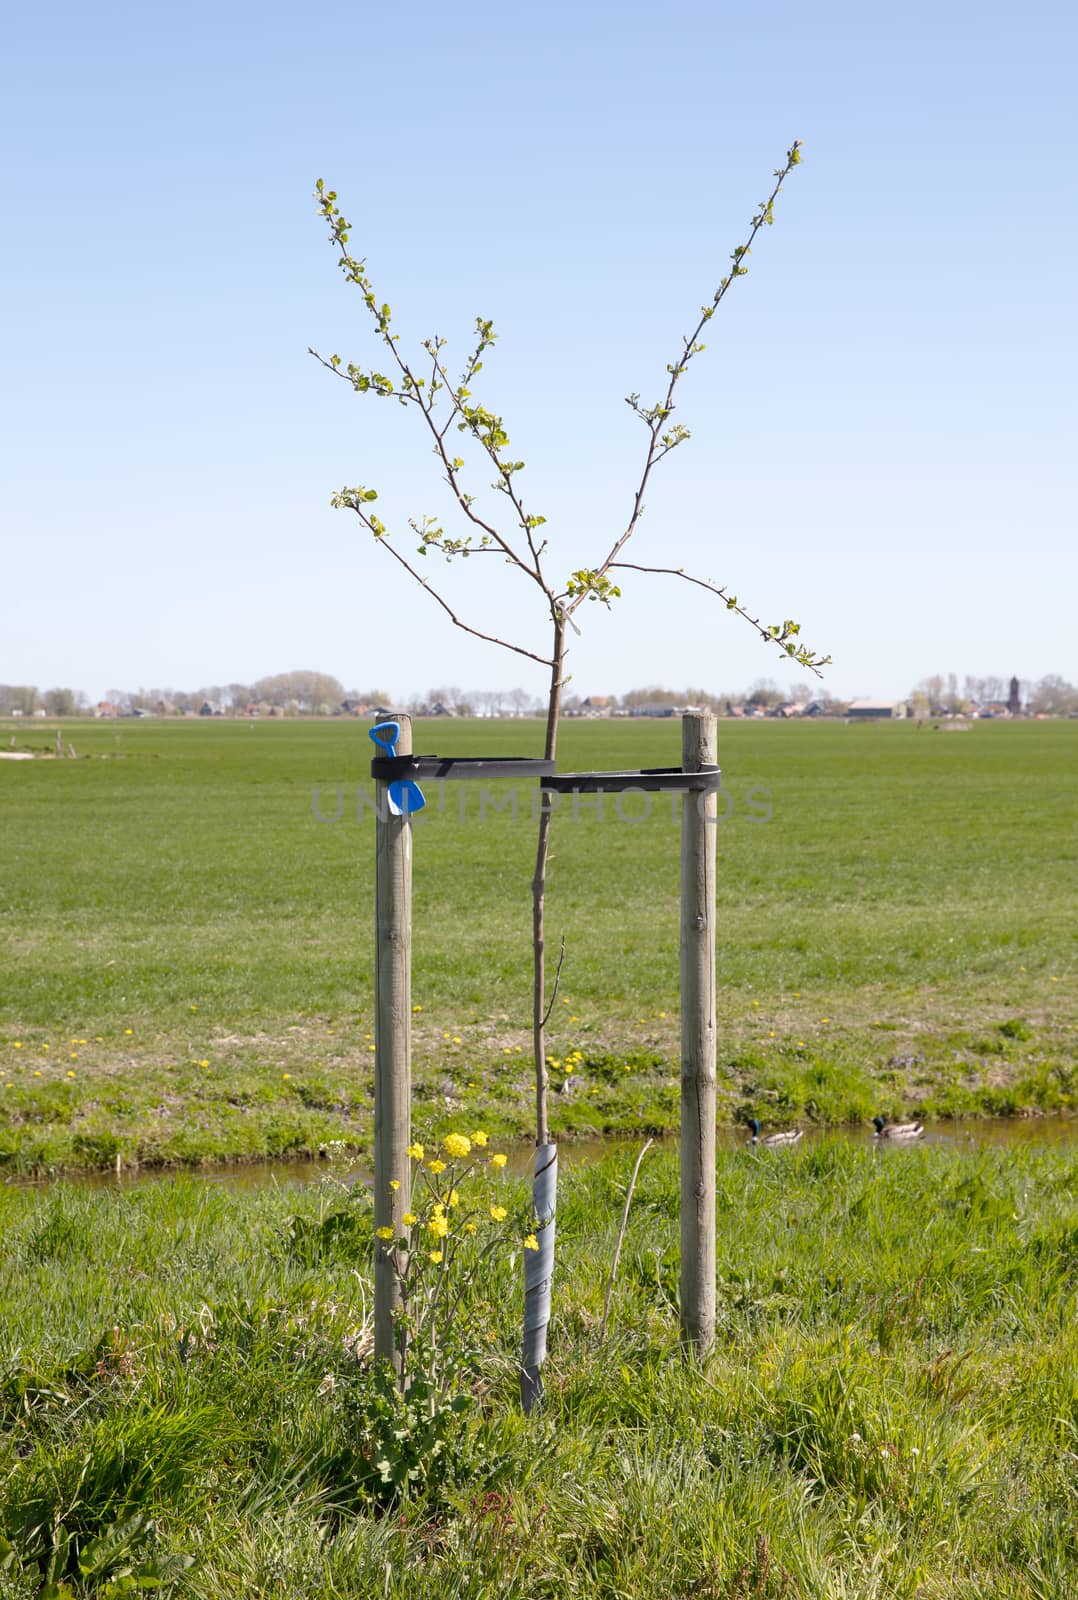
left=748, top=1118, right=804, bottom=1148
left=873, top=1114, right=924, bottom=1142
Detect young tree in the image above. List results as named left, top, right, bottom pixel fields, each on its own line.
left=312, top=141, right=828, bottom=1404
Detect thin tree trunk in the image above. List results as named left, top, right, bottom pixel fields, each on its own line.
left=522, top=620, right=565, bottom=1411
left=531, top=621, right=565, bottom=1144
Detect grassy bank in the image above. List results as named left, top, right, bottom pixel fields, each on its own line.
left=0, top=1141, right=1077, bottom=1596
left=0, top=717, right=1074, bottom=1172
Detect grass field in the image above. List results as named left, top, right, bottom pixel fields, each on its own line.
left=1, top=1141, right=1078, bottom=1596
left=0, top=717, right=1074, bottom=1172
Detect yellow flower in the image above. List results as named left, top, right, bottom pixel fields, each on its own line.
left=427, top=1158, right=447, bottom=1174
left=124, top=1028, right=133, bottom=1035
left=428, top=1212, right=449, bottom=1239
left=412, top=1004, right=423, bottom=1013
left=490, top=1205, right=507, bottom=1222
left=12, top=1042, right=21, bottom=1050
left=407, top=1142, right=425, bottom=1161
left=66, top=1070, right=76, bottom=1078
left=443, top=1132, right=471, bottom=1159
left=448, top=1189, right=460, bottom=1207
left=428, top=1250, right=443, bottom=1263
left=403, top=1212, right=417, bottom=1226
left=524, top=1234, right=539, bottom=1251
left=376, top=1226, right=395, bottom=1240
left=200, top=1059, right=209, bottom=1068
left=452, top=1036, right=462, bottom=1044
left=282, top=1072, right=291, bottom=1080
left=464, top=1221, right=477, bottom=1233
left=388, top=1179, right=400, bottom=1191
left=471, top=1129, right=488, bottom=1146
left=491, top=1153, right=507, bottom=1169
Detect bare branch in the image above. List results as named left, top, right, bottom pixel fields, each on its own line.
left=337, top=502, right=554, bottom=666
left=608, top=561, right=831, bottom=675
left=377, top=540, right=555, bottom=667
left=540, top=936, right=568, bottom=1030
left=575, top=141, right=804, bottom=613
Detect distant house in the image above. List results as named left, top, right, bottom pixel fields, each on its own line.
left=430, top=702, right=455, bottom=717
left=580, top=696, right=612, bottom=717
left=770, top=702, right=802, bottom=718
left=94, top=702, right=118, bottom=719
left=847, top=700, right=906, bottom=719
left=630, top=704, right=677, bottom=718
left=198, top=701, right=220, bottom=717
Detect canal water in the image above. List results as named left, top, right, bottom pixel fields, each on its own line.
left=15, top=1116, right=1078, bottom=1195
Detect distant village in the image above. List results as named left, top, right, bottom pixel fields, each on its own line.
left=3, top=672, right=1076, bottom=722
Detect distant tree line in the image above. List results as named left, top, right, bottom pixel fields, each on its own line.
left=909, top=674, right=1077, bottom=717
left=2, top=671, right=1075, bottom=719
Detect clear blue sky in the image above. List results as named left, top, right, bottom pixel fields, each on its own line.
left=4, top=0, right=1075, bottom=704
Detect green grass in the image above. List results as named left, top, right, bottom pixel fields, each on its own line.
left=0, top=717, right=1074, bottom=1171
left=1, top=1142, right=1078, bottom=1595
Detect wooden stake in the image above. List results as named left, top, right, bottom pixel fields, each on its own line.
left=374, top=714, right=413, bottom=1369
left=680, top=711, right=717, bottom=1356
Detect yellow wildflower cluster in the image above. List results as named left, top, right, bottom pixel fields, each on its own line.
left=443, top=1132, right=471, bottom=1159
left=491, top=1153, right=507, bottom=1169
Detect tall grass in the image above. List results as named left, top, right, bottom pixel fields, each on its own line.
left=0, top=1142, right=1077, bottom=1595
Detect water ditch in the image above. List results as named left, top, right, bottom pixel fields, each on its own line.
left=11, top=1116, right=1078, bottom=1195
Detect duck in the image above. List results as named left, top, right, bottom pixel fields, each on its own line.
left=748, top=1118, right=803, bottom=1148
left=872, top=1114, right=924, bottom=1142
